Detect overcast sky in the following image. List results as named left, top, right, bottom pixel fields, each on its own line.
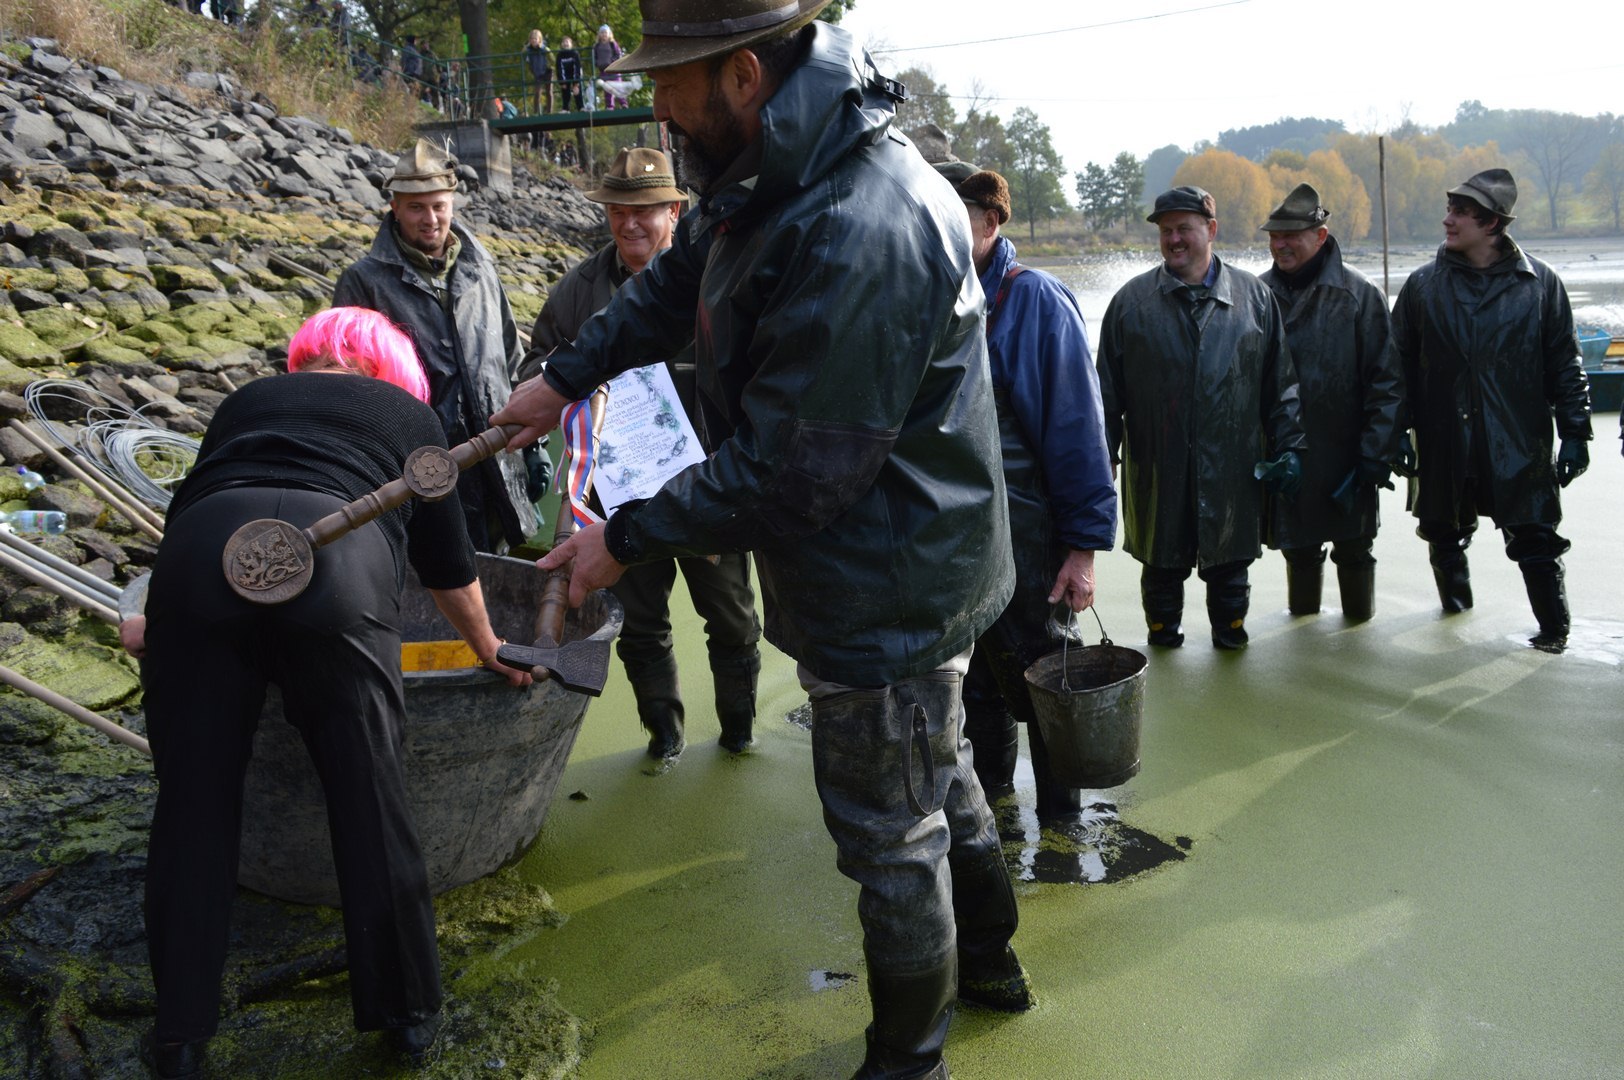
left=840, top=0, right=1620, bottom=176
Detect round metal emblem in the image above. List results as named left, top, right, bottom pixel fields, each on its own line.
left=404, top=445, right=459, bottom=501
left=223, top=518, right=315, bottom=604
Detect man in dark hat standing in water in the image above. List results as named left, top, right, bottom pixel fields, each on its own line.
left=493, top=2, right=1025, bottom=1077
left=1097, top=186, right=1305, bottom=650
left=1258, top=183, right=1405, bottom=621
left=1393, top=168, right=1591, bottom=649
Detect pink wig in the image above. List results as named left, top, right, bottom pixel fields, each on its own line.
left=287, top=307, right=431, bottom=403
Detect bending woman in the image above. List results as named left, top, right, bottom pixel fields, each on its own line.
left=132, top=307, right=530, bottom=1078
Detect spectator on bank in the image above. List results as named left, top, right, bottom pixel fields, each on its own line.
left=524, top=29, right=554, bottom=114
left=400, top=34, right=423, bottom=92
left=554, top=36, right=583, bottom=111
left=329, top=0, right=351, bottom=51
left=593, top=25, right=624, bottom=108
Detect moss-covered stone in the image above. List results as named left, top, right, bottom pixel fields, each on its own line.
left=21, top=307, right=98, bottom=349
left=88, top=268, right=134, bottom=293
left=100, top=292, right=147, bottom=329
left=54, top=207, right=105, bottom=231
left=154, top=342, right=213, bottom=368
left=48, top=264, right=91, bottom=294
left=126, top=319, right=188, bottom=346
left=151, top=264, right=223, bottom=292
left=0, top=356, right=39, bottom=390
left=0, top=322, right=63, bottom=367
left=174, top=303, right=235, bottom=334
left=214, top=317, right=266, bottom=348
left=4, top=267, right=58, bottom=292
left=0, top=622, right=140, bottom=710
left=79, top=338, right=151, bottom=366
left=508, top=291, right=543, bottom=328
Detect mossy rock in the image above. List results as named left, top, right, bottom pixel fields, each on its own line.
left=147, top=213, right=194, bottom=240
left=88, top=268, right=134, bottom=292
left=174, top=304, right=236, bottom=334
left=50, top=265, right=91, bottom=294
left=508, top=291, right=543, bottom=328
left=255, top=314, right=304, bottom=344
left=155, top=342, right=214, bottom=369
left=244, top=265, right=285, bottom=290
left=0, top=622, right=141, bottom=710
left=187, top=331, right=254, bottom=359
left=129, top=284, right=171, bottom=317
left=0, top=323, right=62, bottom=367
left=4, top=267, right=58, bottom=292
left=21, top=308, right=98, bottom=349
left=100, top=292, right=147, bottom=329
left=151, top=264, right=223, bottom=293
left=214, top=317, right=267, bottom=348
left=79, top=338, right=151, bottom=366
left=126, top=319, right=188, bottom=346
left=100, top=208, right=150, bottom=237
left=54, top=207, right=105, bottom=231
left=0, top=356, right=39, bottom=390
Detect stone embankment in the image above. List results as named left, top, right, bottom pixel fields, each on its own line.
left=0, top=33, right=599, bottom=1076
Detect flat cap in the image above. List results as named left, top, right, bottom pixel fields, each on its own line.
left=1147, top=185, right=1216, bottom=223
left=956, top=169, right=1010, bottom=225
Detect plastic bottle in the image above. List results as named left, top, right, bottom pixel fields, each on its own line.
left=14, top=466, right=45, bottom=491
left=0, top=510, right=68, bottom=535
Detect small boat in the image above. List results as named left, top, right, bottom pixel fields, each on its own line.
left=237, top=553, right=623, bottom=905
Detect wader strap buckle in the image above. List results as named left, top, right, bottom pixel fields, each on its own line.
left=900, top=698, right=935, bottom=819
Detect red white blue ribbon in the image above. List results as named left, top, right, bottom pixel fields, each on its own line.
left=561, top=397, right=605, bottom=528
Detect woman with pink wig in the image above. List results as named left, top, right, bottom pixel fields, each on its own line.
left=130, top=307, right=526, bottom=1079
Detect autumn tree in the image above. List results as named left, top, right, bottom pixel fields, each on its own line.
left=1171, top=148, right=1271, bottom=241
left=1005, top=107, right=1068, bottom=242
left=1586, top=141, right=1624, bottom=233
left=892, top=66, right=958, bottom=134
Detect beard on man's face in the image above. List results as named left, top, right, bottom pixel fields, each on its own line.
left=667, top=81, right=748, bottom=195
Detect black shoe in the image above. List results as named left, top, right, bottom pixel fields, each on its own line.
left=1146, top=623, right=1184, bottom=648
left=646, top=725, right=685, bottom=759
left=1211, top=620, right=1249, bottom=650
left=958, top=945, right=1034, bottom=1013
left=140, top=1031, right=204, bottom=1079
left=389, top=1012, right=441, bottom=1066
left=1530, top=629, right=1568, bottom=653
left=717, top=729, right=754, bottom=753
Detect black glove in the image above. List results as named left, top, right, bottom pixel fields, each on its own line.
left=1556, top=439, right=1589, bottom=488
left=1357, top=456, right=1395, bottom=491
left=1254, top=451, right=1303, bottom=500
left=1392, top=431, right=1418, bottom=479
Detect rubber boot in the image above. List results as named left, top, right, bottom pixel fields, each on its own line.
left=1521, top=559, right=1570, bottom=651
left=1027, top=721, right=1082, bottom=829
left=1429, top=547, right=1473, bottom=613
left=852, top=962, right=955, bottom=1080
left=713, top=656, right=759, bottom=753
left=1337, top=563, right=1376, bottom=623
left=1142, top=568, right=1186, bottom=647
left=629, top=654, right=685, bottom=759
left=1285, top=548, right=1325, bottom=616
left=962, top=705, right=1018, bottom=800
left=950, top=845, right=1031, bottom=1013
left=1206, top=570, right=1251, bottom=651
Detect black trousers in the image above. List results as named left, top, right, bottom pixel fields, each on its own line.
left=609, top=552, right=761, bottom=683
left=142, top=487, right=440, bottom=1041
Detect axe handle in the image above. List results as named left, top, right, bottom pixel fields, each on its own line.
left=302, top=423, right=525, bottom=550
left=534, top=390, right=608, bottom=644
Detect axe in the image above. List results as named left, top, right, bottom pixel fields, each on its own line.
left=496, top=388, right=612, bottom=696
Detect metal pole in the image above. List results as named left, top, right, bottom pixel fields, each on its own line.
left=0, top=546, right=121, bottom=623
left=0, top=528, right=121, bottom=601
left=0, top=662, right=150, bottom=756
left=1379, top=135, right=1391, bottom=300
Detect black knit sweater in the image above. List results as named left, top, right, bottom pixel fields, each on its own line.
left=167, top=372, right=476, bottom=590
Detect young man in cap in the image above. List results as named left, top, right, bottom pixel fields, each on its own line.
left=519, top=148, right=762, bottom=761
left=1097, top=186, right=1306, bottom=650
left=493, top=3, right=1025, bottom=1076
left=333, top=139, right=538, bottom=553
left=1258, top=183, right=1405, bottom=621
left=943, top=164, right=1117, bottom=834
left=1392, top=168, right=1591, bottom=649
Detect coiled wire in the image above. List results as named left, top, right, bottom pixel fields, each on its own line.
left=23, top=380, right=198, bottom=510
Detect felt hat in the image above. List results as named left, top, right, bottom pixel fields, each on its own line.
left=607, top=0, right=834, bottom=74
left=1447, top=168, right=1517, bottom=222
left=1260, top=183, right=1331, bottom=232
left=385, top=138, right=458, bottom=195
left=1146, top=185, right=1216, bottom=223
left=584, top=147, right=687, bottom=205
left=957, top=170, right=1010, bottom=225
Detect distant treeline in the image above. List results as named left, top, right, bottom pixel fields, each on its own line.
left=893, top=71, right=1624, bottom=240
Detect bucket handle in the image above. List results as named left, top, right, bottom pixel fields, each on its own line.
left=1056, top=604, right=1111, bottom=693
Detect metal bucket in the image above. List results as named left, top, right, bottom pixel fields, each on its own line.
left=1023, top=621, right=1146, bottom=789
left=236, top=553, right=623, bottom=905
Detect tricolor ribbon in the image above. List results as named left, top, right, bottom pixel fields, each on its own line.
left=560, top=396, right=606, bottom=528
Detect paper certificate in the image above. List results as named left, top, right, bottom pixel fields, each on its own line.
left=593, top=362, right=705, bottom=516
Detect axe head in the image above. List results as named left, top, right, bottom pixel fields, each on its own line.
left=496, top=636, right=612, bottom=696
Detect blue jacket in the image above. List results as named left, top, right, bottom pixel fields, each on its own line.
left=979, top=236, right=1116, bottom=553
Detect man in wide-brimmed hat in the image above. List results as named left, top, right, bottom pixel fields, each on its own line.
left=1392, top=168, right=1592, bottom=649
left=937, top=163, right=1118, bottom=843
left=521, top=148, right=762, bottom=763
left=1097, top=186, right=1305, bottom=650
left=493, top=4, right=1025, bottom=1076
left=1257, top=183, right=1405, bottom=623
left=334, top=139, right=539, bottom=552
